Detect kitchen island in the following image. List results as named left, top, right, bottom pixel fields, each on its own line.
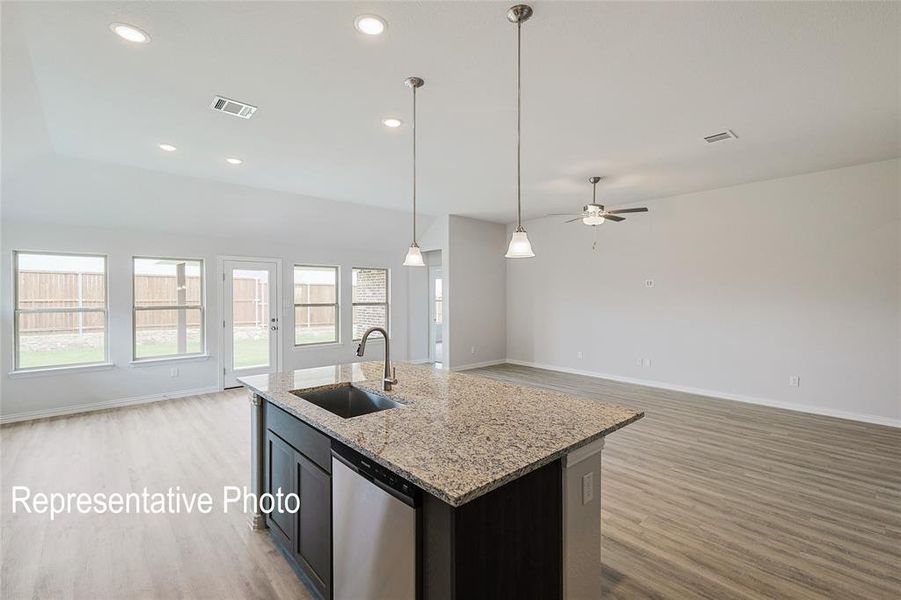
left=240, top=362, right=642, bottom=600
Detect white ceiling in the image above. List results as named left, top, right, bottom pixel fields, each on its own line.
left=6, top=1, right=900, bottom=223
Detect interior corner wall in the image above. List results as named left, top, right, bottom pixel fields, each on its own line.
left=447, top=215, right=507, bottom=369
left=506, top=159, right=901, bottom=423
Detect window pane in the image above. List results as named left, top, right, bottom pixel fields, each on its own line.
left=353, top=304, right=386, bottom=340
left=16, top=311, right=105, bottom=368
left=294, top=266, right=337, bottom=304
left=16, top=253, right=105, bottom=310
left=352, top=268, right=387, bottom=303
left=134, top=258, right=202, bottom=307
left=135, top=308, right=203, bottom=359
left=295, top=305, right=337, bottom=345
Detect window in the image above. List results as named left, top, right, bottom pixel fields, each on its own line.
left=133, top=257, right=204, bottom=360
left=13, top=252, right=108, bottom=370
left=352, top=268, right=389, bottom=340
left=294, top=265, right=338, bottom=345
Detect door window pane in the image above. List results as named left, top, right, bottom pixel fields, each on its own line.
left=233, top=269, right=270, bottom=369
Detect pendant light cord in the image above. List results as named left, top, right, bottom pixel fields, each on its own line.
left=516, top=20, right=522, bottom=229
left=412, top=84, right=417, bottom=243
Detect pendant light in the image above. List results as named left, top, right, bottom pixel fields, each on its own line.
left=402, top=76, right=426, bottom=267
left=505, top=4, right=535, bottom=259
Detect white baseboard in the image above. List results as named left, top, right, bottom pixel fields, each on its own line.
left=0, top=386, right=222, bottom=425
left=504, top=359, right=901, bottom=428
left=452, top=359, right=507, bottom=372
left=407, top=358, right=433, bottom=365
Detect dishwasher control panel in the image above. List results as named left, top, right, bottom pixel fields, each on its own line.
left=332, top=441, right=420, bottom=506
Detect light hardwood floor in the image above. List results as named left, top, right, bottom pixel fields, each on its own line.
left=1, top=365, right=899, bottom=599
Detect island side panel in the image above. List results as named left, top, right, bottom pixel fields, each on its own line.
left=421, top=459, right=564, bottom=600
left=248, top=392, right=267, bottom=530
left=562, top=437, right=605, bottom=600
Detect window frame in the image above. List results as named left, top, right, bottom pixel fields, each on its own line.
left=293, top=264, right=340, bottom=347
left=12, top=250, right=110, bottom=371
left=131, top=256, right=206, bottom=362
left=351, top=267, right=390, bottom=341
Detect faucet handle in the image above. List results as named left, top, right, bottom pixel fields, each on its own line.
left=391, top=366, right=397, bottom=382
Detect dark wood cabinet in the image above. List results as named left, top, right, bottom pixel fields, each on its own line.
left=264, top=403, right=332, bottom=599
left=266, top=430, right=296, bottom=548
left=296, top=453, right=331, bottom=593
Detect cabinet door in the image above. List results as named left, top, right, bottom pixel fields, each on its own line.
left=265, top=430, right=295, bottom=548
left=296, top=453, right=332, bottom=595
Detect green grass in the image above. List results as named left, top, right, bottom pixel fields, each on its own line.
left=18, top=347, right=105, bottom=369
left=19, top=326, right=336, bottom=370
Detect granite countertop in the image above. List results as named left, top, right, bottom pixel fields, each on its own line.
left=239, top=362, right=643, bottom=507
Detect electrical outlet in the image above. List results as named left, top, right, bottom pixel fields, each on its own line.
left=637, top=357, right=644, bottom=367
left=789, top=375, right=800, bottom=387
left=577, top=351, right=583, bottom=360
left=169, top=367, right=179, bottom=378
left=582, top=471, right=594, bottom=505
left=645, top=279, right=655, bottom=288
left=643, top=358, right=652, bottom=367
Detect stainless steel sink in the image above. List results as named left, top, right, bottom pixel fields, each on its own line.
left=293, top=385, right=401, bottom=419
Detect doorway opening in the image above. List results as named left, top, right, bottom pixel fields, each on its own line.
left=427, top=259, right=443, bottom=367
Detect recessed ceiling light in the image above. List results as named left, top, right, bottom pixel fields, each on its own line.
left=158, top=143, right=177, bottom=152
left=109, top=23, right=150, bottom=44
left=354, top=15, right=386, bottom=36
left=225, top=158, right=243, bottom=165
left=382, top=118, right=403, bottom=128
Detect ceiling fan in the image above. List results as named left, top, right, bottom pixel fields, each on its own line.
left=550, top=177, right=648, bottom=226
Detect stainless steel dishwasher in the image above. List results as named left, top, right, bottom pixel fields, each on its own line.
left=331, top=443, right=418, bottom=600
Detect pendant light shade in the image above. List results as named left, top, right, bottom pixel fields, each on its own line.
left=403, top=76, right=426, bottom=267
left=505, top=227, right=535, bottom=258
left=403, top=243, right=425, bottom=266
left=505, top=4, right=535, bottom=259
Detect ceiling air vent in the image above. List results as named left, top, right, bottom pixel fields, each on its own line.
left=704, top=130, right=738, bottom=143
left=210, top=95, right=257, bottom=119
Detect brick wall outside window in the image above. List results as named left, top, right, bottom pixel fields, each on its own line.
left=352, top=268, right=388, bottom=339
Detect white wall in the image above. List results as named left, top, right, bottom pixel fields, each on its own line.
left=507, top=159, right=901, bottom=423
left=447, top=216, right=507, bottom=369
left=0, top=157, right=424, bottom=421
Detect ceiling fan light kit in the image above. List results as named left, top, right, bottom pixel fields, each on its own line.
left=561, top=176, right=649, bottom=227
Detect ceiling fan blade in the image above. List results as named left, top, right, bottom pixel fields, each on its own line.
left=607, top=207, right=648, bottom=214
left=564, top=217, right=583, bottom=223
left=604, top=214, right=626, bottom=222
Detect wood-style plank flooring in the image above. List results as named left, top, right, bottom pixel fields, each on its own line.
left=472, top=364, right=901, bottom=600
left=2, top=365, right=899, bottom=599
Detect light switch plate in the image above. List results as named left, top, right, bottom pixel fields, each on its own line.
left=582, top=471, right=594, bottom=504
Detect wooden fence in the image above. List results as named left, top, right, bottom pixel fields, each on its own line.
left=17, top=272, right=277, bottom=334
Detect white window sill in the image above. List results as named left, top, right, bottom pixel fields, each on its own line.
left=130, top=354, right=210, bottom=367
left=293, top=342, right=344, bottom=351
left=8, top=362, right=116, bottom=378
